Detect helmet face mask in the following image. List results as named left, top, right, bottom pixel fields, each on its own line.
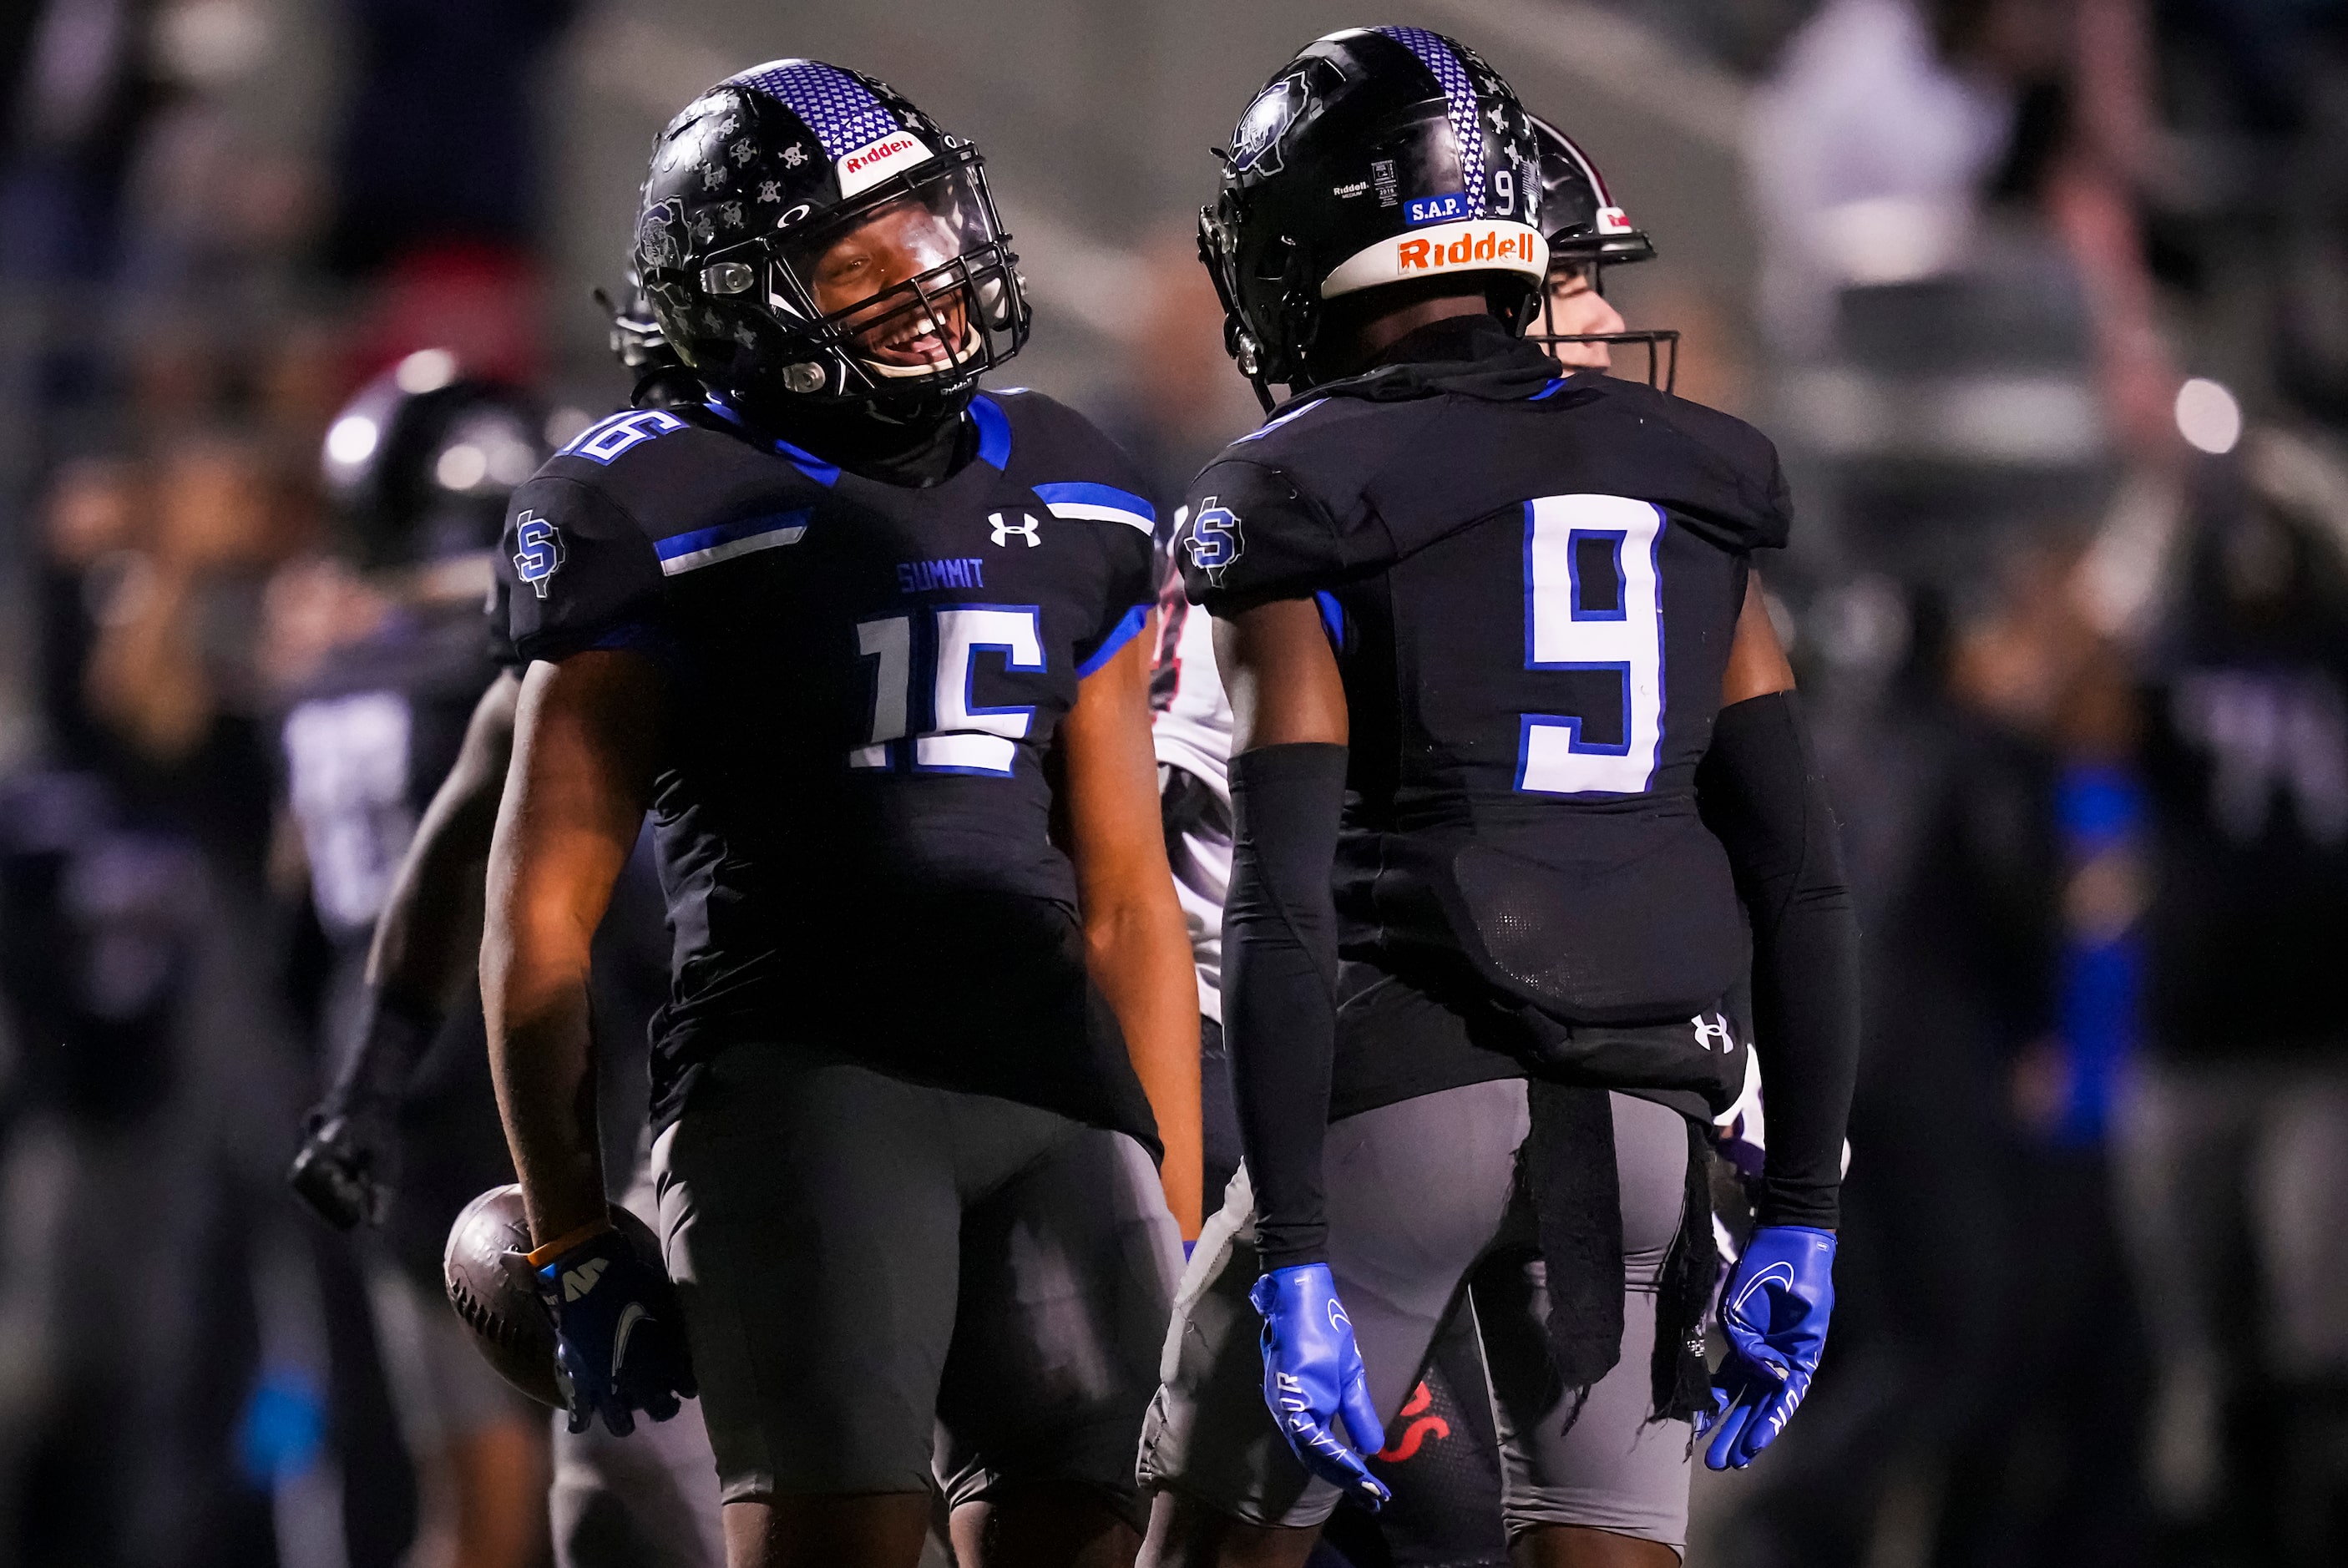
left=766, top=159, right=1017, bottom=385
left=1523, top=115, right=1678, bottom=392
left=1533, top=262, right=1680, bottom=392
left=632, top=63, right=1029, bottom=426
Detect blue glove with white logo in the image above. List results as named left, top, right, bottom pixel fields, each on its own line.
left=534, top=1226, right=696, bottom=1437
left=1250, top=1263, right=1389, bottom=1510
left=1698, top=1225, right=1835, bottom=1469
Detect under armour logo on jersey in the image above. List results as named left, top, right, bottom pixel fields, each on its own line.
left=1185, top=499, right=1243, bottom=586
left=513, top=512, right=565, bottom=598
left=560, top=1257, right=609, bottom=1301
left=989, top=511, right=1041, bottom=548
left=1692, top=1012, right=1734, bottom=1052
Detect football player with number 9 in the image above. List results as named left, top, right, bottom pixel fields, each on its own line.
left=1136, top=28, right=1860, bottom=1566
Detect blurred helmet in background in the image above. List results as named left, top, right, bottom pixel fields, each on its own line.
left=601, top=271, right=706, bottom=410
left=1532, top=116, right=1653, bottom=267
left=1526, top=114, right=1678, bottom=390
left=630, top=59, right=1028, bottom=427
left=1197, top=26, right=1549, bottom=406
left=321, top=351, right=549, bottom=570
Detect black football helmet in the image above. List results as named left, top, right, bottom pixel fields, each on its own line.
left=630, top=59, right=1027, bottom=426
left=1199, top=27, right=1549, bottom=410
left=321, top=352, right=549, bottom=569
left=598, top=272, right=706, bottom=410
left=1526, top=116, right=1678, bottom=392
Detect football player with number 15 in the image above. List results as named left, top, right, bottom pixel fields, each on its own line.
left=483, top=59, right=1197, bottom=1568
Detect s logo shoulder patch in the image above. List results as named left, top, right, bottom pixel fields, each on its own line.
left=514, top=511, right=566, bottom=598
left=1185, top=498, right=1243, bottom=586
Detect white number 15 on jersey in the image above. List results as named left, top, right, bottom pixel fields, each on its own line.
left=852, top=605, right=1044, bottom=776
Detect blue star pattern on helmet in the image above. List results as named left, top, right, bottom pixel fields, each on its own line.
left=731, top=61, right=900, bottom=161
left=1375, top=27, right=1485, bottom=218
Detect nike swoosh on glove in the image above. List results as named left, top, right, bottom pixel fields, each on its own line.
left=534, top=1228, right=697, bottom=1437
left=1698, top=1224, right=1834, bottom=1469
left=1250, top=1263, right=1389, bottom=1509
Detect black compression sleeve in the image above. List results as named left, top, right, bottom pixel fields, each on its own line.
left=1224, top=742, right=1349, bottom=1271
left=1697, top=690, right=1860, bottom=1229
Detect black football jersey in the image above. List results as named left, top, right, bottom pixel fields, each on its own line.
left=1176, top=326, right=1789, bottom=1110
left=2140, top=640, right=2348, bottom=1060
left=497, top=392, right=1161, bottom=1136
left=281, top=599, right=506, bottom=943
left=279, top=599, right=517, bottom=1270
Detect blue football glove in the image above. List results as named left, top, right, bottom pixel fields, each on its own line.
left=1699, top=1225, right=1834, bottom=1469
left=1250, top=1264, right=1389, bottom=1510
left=534, top=1227, right=696, bottom=1437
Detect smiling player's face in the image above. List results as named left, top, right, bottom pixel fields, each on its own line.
left=806, top=196, right=974, bottom=372
left=1540, top=264, right=1626, bottom=371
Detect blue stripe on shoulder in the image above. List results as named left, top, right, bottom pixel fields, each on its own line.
left=1075, top=603, right=1151, bottom=679
left=701, top=395, right=841, bottom=486
left=655, top=508, right=813, bottom=562
left=1236, top=397, right=1328, bottom=443
left=1314, top=590, right=1344, bottom=647
left=1529, top=378, right=1569, bottom=401
left=772, top=435, right=840, bottom=486
left=969, top=394, right=1013, bottom=470
left=1033, top=481, right=1155, bottom=521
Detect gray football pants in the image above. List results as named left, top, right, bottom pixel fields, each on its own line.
left=1138, top=1079, right=1696, bottom=1553
left=654, top=1043, right=1182, bottom=1520
left=551, top=1153, right=723, bottom=1568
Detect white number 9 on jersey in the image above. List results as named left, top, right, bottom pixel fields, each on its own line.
left=1518, top=494, right=1665, bottom=797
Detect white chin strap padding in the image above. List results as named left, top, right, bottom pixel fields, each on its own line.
left=1319, top=220, right=1549, bottom=301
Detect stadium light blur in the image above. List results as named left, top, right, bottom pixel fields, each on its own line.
left=2175, top=377, right=2242, bottom=455
left=326, top=415, right=379, bottom=466
left=395, top=347, right=458, bottom=395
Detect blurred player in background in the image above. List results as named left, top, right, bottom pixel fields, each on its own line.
left=2123, top=469, right=2348, bottom=1562
left=483, top=60, right=1195, bottom=1568
left=1144, top=109, right=1686, bottom=1568
left=284, top=300, right=724, bottom=1568
left=1139, top=28, right=1858, bottom=1566
left=276, top=355, right=555, bottom=1568
left=1522, top=117, right=1678, bottom=392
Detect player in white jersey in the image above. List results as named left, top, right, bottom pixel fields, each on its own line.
left=1148, top=554, right=1241, bottom=1201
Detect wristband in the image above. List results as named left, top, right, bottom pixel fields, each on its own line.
left=525, top=1216, right=616, bottom=1268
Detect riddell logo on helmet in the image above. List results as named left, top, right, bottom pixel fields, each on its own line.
left=1397, top=227, right=1536, bottom=271
left=844, top=135, right=918, bottom=175
left=837, top=131, right=931, bottom=196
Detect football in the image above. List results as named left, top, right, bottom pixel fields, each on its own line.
left=442, top=1185, right=665, bottom=1409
